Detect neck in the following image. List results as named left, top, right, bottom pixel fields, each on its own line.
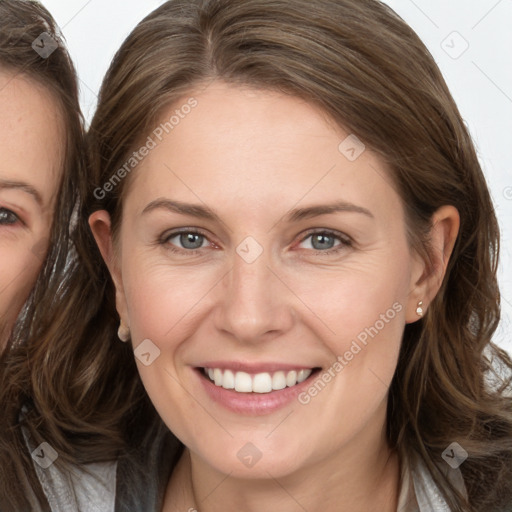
left=163, top=432, right=400, bottom=512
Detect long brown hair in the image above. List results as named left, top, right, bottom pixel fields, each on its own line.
left=3, top=1, right=512, bottom=511
left=0, top=0, right=85, bottom=510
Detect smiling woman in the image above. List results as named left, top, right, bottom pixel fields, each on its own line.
left=7, top=0, right=512, bottom=511
left=0, top=0, right=84, bottom=509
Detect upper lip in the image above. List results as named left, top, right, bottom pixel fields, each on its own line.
left=196, top=361, right=319, bottom=373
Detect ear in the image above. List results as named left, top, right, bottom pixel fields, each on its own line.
left=89, top=210, right=130, bottom=327
left=405, top=205, right=460, bottom=323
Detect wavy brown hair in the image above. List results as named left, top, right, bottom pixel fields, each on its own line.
left=2, top=0, right=512, bottom=510
left=0, top=0, right=85, bottom=510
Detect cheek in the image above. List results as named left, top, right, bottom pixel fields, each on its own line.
left=123, top=255, right=219, bottom=342
left=288, top=249, right=412, bottom=352
left=121, top=254, right=218, bottom=412
left=123, top=261, right=219, bottom=449
left=287, top=251, right=410, bottom=431
left=287, top=281, right=407, bottom=465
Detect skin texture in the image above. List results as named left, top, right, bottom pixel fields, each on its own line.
left=91, top=82, right=459, bottom=512
left=0, top=71, right=63, bottom=350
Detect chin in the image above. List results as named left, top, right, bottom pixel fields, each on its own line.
left=193, top=439, right=310, bottom=479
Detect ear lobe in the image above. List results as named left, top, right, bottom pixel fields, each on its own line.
left=405, top=205, right=460, bottom=323
left=88, top=210, right=129, bottom=324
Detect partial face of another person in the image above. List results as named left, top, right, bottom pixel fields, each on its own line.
left=0, top=71, right=63, bottom=349
left=92, top=82, right=456, bottom=480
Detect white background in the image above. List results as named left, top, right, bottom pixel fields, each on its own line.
left=39, top=0, right=511, bottom=354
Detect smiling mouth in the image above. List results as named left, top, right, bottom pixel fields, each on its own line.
left=201, top=367, right=321, bottom=393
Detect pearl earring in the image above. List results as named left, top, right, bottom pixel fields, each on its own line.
left=416, top=301, right=424, bottom=317
left=118, top=322, right=130, bottom=342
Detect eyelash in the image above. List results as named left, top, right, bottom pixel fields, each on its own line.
left=0, top=207, right=21, bottom=227
left=159, top=228, right=352, bottom=257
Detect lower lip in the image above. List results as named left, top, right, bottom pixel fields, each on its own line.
left=194, top=368, right=320, bottom=416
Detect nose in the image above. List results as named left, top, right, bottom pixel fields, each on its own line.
left=213, top=245, right=295, bottom=344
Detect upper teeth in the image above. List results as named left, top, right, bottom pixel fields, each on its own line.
left=205, top=368, right=313, bottom=393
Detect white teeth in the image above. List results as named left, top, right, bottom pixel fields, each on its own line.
left=297, top=369, right=310, bottom=383
left=234, top=371, right=252, bottom=392
left=253, top=373, right=272, bottom=393
left=204, top=367, right=313, bottom=393
left=286, top=370, right=297, bottom=387
left=223, top=369, right=235, bottom=389
left=213, top=368, right=223, bottom=386
left=271, top=371, right=287, bottom=390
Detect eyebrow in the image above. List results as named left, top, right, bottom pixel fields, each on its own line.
left=285, top=201, right=374, bottom=222
left=0, top=179, right=43, bottom=207
left=142, top=198, right=373, bottom=223
left=142, top=199, right=221, bottom=221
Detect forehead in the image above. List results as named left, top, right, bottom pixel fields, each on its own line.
left=0, top=70, right=64, bottom=203
left=126, top=82, right=403, bottom=224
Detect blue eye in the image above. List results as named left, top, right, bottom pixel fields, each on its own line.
left=298, top=230, right=351, bottom=254
left=161, top=230, right=210, bottom=254
left=306, top=233, right=337, bottom=250
left=0, top=208, right=20, bottom=226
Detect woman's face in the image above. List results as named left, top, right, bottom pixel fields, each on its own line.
left=0, top=71, right=63, bottom=348
left=92, top=82, right=434, bottom=478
